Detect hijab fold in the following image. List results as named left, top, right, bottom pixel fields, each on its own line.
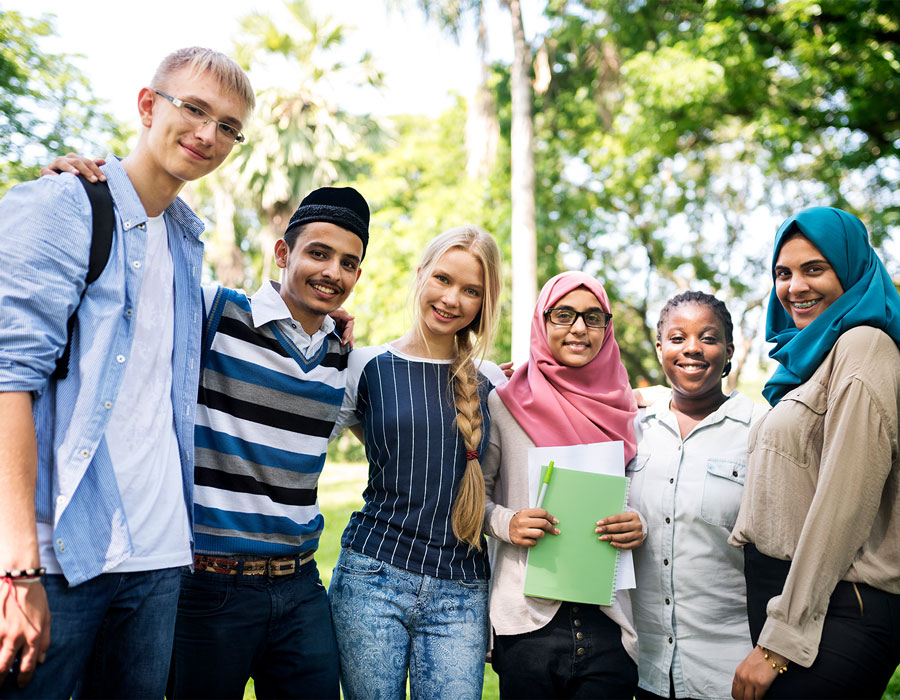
left=763, top=207, right=900, bottom=405
left=496, top=272, right=637, bottom=462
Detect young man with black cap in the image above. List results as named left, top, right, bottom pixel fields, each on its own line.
left=167, top=186, right=369, bottom=700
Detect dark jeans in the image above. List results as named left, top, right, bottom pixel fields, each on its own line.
left=168, top=560, right=339, bottom=700
left=1, top=568, right=182, bottom=700
left=491, top=601, right=637, bottom=699
left=744, top=543, right=900, bottom=700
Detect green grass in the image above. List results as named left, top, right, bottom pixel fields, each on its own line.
left=241, top=460, right=897, bottom=700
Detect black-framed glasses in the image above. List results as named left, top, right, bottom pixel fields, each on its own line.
left=544, top=307, right=612, bottom=329
left=154, top=90, right=245, bottom=144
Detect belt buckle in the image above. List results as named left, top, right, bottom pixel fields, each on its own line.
left=266, top=558, right=296, bottom=577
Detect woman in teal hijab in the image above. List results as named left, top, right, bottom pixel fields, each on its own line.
left=763, top=206, right=900, bottom=404
left=731, top=207, right=900, bottom=699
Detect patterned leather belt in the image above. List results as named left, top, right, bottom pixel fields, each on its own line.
left=193, top=552, right=314, bottom=577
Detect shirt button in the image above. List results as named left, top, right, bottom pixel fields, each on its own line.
left=575, top=632, right=584, bottom=641
left=669, top=478, right=674, bottom=484
left=571, top=605, right=579, bottom=613
left=79, top=449, right=90, bottom=459
left=116, top=355, right=126, bottom=363
left=125, top=309, right=134, bottom=317
left=665, top=598, right=671, bottom=605
left=56, top=538, right=65, bottom=553
left=56, top=495, right=66, bottom=505
left=573, top=619, right=581, bottom=628
left=104, top=401, right=112, bottom=410
left=676, top=444, right=682, bottom=451
left=576, top=648, right=585, bottom=656
left=668, top=637, right=673, bottom=644
left=665, top=517, right=671, bottom=524
left=733, top=470, right=738, bottom=477
left=133, top=260, right=141, bottom=268
left=664, top=559, right=669, bottom=566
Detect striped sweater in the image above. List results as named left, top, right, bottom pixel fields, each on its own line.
left=193, top=285, right=350, bottom=556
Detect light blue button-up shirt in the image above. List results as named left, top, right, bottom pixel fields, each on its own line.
left=0, top=157, right=204, bottom=586
left=628, top=391, right=767, bottom=700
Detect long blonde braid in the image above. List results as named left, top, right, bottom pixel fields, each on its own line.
left=449, top=329, right=487, bottom=549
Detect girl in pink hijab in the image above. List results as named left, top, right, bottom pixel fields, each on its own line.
left=482, top=271, right=643, bottom=699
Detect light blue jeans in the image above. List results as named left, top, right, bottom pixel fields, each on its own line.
left=329, top=548, right=488, bottom=700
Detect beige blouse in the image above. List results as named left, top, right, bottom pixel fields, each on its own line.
left=730, top=326, right=900, bottom=667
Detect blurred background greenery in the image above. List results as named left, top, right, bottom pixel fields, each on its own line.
left=3, top=1, right=899, bottom=397
left=2, top=2, right=899, bottom=694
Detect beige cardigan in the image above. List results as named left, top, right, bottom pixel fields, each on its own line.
left=482, top=390, right=639, bottom=662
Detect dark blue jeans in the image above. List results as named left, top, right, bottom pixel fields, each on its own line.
left=491, top=601, right=637, bottom=699
left=168, top=560, right=339, bottom=700
left=1, top=567, right=182, bottom=700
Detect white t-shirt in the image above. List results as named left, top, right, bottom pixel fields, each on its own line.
left=104, top=213, right=191, bottom=571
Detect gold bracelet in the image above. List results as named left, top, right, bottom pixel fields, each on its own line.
left=762, top=647, right=789, bottom=674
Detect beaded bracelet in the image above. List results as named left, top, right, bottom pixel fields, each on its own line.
left=762, top=648, right=789, bottom=674
left=1, top=567, right=46, bottom=580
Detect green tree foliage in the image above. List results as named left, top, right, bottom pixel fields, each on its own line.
left=519, top=0, right=900, bottom=383
left=0, top=10, right=125, bottom=195
left=207, top=0, right=385, bottom=288
left=345, top=100, right=513, bottom=362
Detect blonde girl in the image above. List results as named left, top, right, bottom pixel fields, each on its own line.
left=329, top=226, right=505, bottom=700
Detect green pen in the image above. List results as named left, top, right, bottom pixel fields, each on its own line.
left=535, top=460, right=554, bottom=508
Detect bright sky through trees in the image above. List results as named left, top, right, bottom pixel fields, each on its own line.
left=2, top=0, right=541, bottom=123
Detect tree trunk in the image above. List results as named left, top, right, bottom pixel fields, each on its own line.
left=504, top=0, right=537, bottom=363
left=465, top=5, right=500, bottom=180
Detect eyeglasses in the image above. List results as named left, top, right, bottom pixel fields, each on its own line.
left=154, top=90, right=245, bottom=144
left=544, top=307, right=612, bottom=329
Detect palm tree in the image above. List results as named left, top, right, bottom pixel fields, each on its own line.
left=214, top=0, right=383, bottom=285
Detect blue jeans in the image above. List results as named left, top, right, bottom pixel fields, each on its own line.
left=329, top=548, right=489, bottom=700
left=1, top=568, right=181, bottom=700
left=168, top=560, right=339, bottom=700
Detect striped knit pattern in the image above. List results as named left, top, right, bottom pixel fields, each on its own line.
left=193, top=286, right=349, bottom=556
left=340, top=346, right=497, bottom=580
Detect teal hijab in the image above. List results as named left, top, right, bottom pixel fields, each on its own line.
left=763, top=207, right=900, bottom=405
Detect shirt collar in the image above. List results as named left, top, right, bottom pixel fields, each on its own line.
left=101, top=154, right=204, bottom=239
left=642, top=389, right=753, bottom=427
left=249, top=280, right=336, bottom=335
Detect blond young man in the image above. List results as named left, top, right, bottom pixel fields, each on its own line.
left=0, top=47, right=254, bottom=698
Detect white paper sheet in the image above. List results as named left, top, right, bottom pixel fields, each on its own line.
left=527, top=441, right=635, bottom=590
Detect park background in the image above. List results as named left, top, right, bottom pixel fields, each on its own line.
left=1, top=0, right=899, bottom=697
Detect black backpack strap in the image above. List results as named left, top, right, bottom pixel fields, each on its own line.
left=51, top=175, right=114, bottom=380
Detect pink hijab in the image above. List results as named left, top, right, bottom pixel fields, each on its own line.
left=496, top=271, right=637, bottom=461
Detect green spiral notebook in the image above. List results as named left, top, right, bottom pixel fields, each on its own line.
left=523, top=466, right=630, bottom=606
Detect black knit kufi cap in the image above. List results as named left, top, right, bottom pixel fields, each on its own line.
left=284, top=186, right=370, bottom=259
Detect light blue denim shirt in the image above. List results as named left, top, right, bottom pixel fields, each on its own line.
left=0, top=157, right=204, bottom=586
left=628, top=391, right=767, bottom=700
